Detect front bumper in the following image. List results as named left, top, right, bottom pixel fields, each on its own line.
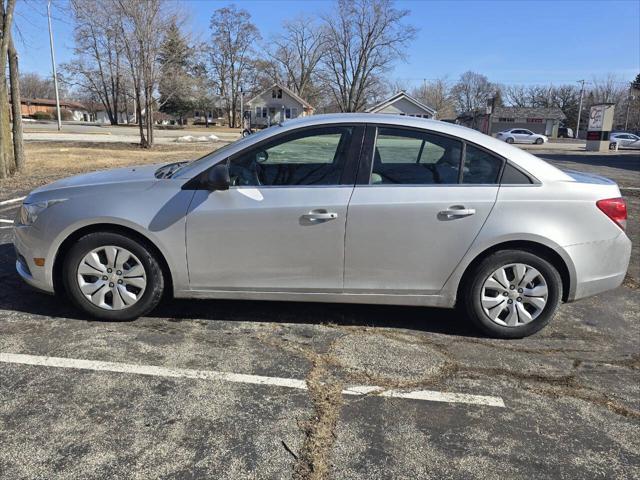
left=13, top=225, right=55, bottom=294
left=566, top=232, right=632, bottom=301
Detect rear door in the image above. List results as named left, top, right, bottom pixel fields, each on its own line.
left=185, top=124, right=364, bottom=291
left=344, top=126, right=501, bottom=294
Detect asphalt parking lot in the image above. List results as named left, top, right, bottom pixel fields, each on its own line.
left=0, top=152, right=639, bottom=479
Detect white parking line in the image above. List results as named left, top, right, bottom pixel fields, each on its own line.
left=0, top=352, right=505, bottom=407
left=0, top=196, right=25, bottom=206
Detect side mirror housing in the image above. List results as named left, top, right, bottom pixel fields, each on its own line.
left=205, top=163, right=230, bottom=191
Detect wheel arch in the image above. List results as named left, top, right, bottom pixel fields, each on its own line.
left=456, top=240, right=573, bottom=304
left=52, top=223, right=174, bottom=298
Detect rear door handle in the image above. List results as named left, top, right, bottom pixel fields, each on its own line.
left=439, top=206, right=476, bottom=218
left=302, top=210, right=338, bottom=221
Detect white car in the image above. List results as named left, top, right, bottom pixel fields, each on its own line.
left=610, top=133, right=640, bottom=150
left=496, top=129, right=548, bottom=145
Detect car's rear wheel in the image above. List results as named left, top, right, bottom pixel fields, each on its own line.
left=506, top=137, right=514, bottom=144
left=535, top=137, right=544, bottom=145
left=63, top=232, right=164, bottom=321
left=463, top=250, right=562, bottom=338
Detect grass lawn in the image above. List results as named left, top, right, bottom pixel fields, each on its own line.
left=0, top=141, right=225, bottom=201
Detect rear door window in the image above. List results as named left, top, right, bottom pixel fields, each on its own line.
left=462, top=144, right=503, bottom=184
left=371, top=127, right=462, bottom=184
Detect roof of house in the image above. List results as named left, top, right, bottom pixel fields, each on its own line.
left=493, top=106, right=566, bottom=120
left=247, top=83, right=314, bottom=110
left=367, top=91, right=437, bottom=116
left=21, top=98, right=87, bottom=110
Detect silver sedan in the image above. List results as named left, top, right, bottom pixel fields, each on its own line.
left=13, top=114, right=631, bottom=338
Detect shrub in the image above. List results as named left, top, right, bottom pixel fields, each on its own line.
left=32, top=111, right=53, bottom=120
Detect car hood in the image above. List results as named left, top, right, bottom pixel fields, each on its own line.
left=26, top=163, right=168, bottom=203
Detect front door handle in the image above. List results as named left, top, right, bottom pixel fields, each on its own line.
left=302, top=210, right=338, bottom=222
left=439, top=205, right=476, bottom=219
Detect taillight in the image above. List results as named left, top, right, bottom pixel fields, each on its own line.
left=596, top=197, right=627, bottom=230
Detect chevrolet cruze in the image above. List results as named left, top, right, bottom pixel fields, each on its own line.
left=13, top=114, right=631, bottom=338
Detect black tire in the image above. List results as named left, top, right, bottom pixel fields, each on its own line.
left=535, top=137, right=544, bottom=145
left=62, top=232, right=165, bottom=321
left=506, top=137, right=514, bottom=144
left=463, top=250, right=562, bottom=339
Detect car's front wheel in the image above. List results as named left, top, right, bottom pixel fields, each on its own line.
left=463, top=250, right=562, bottom=338
left=63, top=232, right=165, bottom=321
left=535, top=137, right=544, bottom=144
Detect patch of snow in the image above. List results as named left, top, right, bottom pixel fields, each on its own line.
left=176, top=134, right=220, bottom=143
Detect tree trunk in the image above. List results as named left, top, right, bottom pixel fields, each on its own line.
left=134, top=86, right=148, bottom=148
left=8, top=36, right=24, bottom=172
left=0, top=0, right=16, bottom=179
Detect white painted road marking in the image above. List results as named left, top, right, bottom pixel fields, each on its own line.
left=0, top=352, right=505, bottom=407
left=0, top=196, right=25, bottom=206
left=0, top=219, right=14, bottom=224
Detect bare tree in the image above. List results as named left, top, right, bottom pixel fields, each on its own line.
left=19, top=72, right=62, bottom=99
left=64, top=0, right=125, bottom=125
left=451, top=71, right=495, bottom=114
left=117, top=0, right=172, bottom=147
left=209, top=5, right=260, bottom=128
left=267, top=16, right=326, bottom=104
left=412, top=77, right=456, bottom=120
left=591, top=74, right=627, bottom=104
left=0, top=0, right=16, bottom=179
left=320, top=0, right=416, bottom=112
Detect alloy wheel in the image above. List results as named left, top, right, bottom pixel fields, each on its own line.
left=480, top=263, right=548, bottom=327
left=76, top=245, right=147, bottom=310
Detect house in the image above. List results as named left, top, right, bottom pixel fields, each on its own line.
left=20, top=98, right=89, bottom=122
left=468, top=107, right=567, bottom=138
left=246, top=83, right=314, bottom=127
left=367, top=91, right=437, bottom=119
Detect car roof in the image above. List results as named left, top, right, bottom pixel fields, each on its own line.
left=175, top=113, right=570, bottom=182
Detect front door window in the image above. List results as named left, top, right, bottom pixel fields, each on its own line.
left=228, top=126, right=354, bottom=186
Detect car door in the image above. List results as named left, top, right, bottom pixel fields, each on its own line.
left=185, top=124, right=364, bottom=291
left=344, top=126, right=501, bottom=294
left=521, top=129, right=536, bottom=143
left=511, top=129, right=525, bottom=143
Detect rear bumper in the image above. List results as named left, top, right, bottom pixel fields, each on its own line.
left=565, top=232, right=632, bottom=301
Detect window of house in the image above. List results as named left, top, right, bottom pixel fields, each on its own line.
left=370, top=127, right=462, bottom=185
left=462, top=144, right=503, bottom=184
left=498, top=117, right=515, bottom=122
left=272, top=88, right=283, bottom=99
left=228, top=126, right=354, bottom=186
left=262, top=107, right=268, bottom=118
left=292, top=108, right=298, bottom=118
left=526, top=118, right=543, bottom=123
left=285, top=108, right=291, bottom=119
left=255, top=106, right=261, bottom=118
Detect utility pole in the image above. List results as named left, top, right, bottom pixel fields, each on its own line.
left=239, top=85, right=244, bottom=129
left=575, top=79, right=586, bottom=139
left=624, top=83, right=632, bottom=131
left=47, top=0, right=62, bottom=131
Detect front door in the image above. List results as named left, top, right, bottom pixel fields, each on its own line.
left=185, top=125, right=363, bottom=291
left=344, top=126, right=501, bottom=294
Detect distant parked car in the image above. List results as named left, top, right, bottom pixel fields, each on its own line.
left=557, top=127, right=574, bottom=139
left=610, top=132, right=640, bottom=150
left=496, top=129, right=548, bottom=145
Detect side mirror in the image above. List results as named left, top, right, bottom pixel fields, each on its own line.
left=256, top=150, right=269, bottom=163
left=205, top=163, right=230, bottom=191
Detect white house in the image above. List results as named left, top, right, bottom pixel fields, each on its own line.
left=367, top=91, right=437, bottom=119
left=246, top=83, right=314, bottom=127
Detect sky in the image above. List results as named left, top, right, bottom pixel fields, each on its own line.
left=13, top=0, right=640, bottom=89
